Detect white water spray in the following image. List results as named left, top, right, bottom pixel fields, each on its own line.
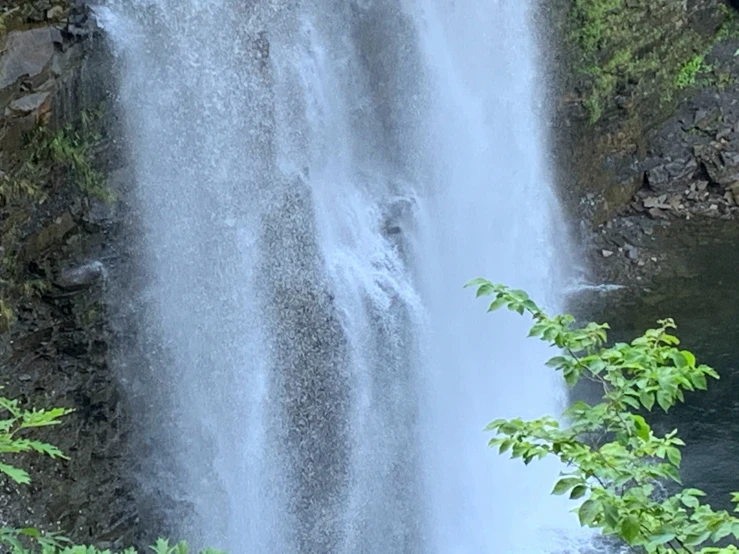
left=101, top=0, right=591, bottom=551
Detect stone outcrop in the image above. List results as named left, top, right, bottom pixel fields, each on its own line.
left=0, top=4, right=106, bottom=171
left=550, top=0, right=734, bottom=224
left=0, top=3, right=138, bottom=549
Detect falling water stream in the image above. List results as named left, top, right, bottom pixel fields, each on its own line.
left=100, top=1, right=591, bottom=552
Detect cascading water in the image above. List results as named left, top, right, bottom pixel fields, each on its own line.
left=100, top=0, right=590, bottom=552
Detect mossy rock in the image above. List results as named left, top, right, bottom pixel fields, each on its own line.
left=567, top=0, right=731, bottom=123
left=1, top=1, right=70, bottom=28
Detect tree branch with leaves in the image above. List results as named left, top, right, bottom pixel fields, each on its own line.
left=467, top=279, right=739, bottom=554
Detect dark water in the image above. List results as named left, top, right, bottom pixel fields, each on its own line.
left=575, top=220, right=739, bottom=512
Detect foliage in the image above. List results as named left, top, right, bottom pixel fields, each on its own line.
left=0, top=392, right=224, bottom=554
left=43, top=117, right=114, bottom=203
left=467, top=279, right=739, bottom=553
left=568, top=0, right=735, bottom=123
left=0, top=395, right=71, bottom=485
left=675, top=55, right=711, bottom=91
left=0, top=109, right=112, bottom=208
left=0, top=299, right=13, bottom=329
left=0, top=108, right=112, bottom=333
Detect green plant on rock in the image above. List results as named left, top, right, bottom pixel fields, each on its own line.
left=0, top=176, right=48, bottom=208
left=675, top=55, right=711, bottom=90
left=0, top=299, right=14, bottom=329
left=1, top=109, right=111, bottom=209
left=18, top=279, right=51, bottom=300
left=0, top=7, right=18, bottom=42
left=467, top=279, right=739, bottom=553
left=0, top=394, right=72, bottom=485
left=45, top=127, right=114, bottom=204
left=567, top=0, right=731, bottom=123
left=0, top=390, right=224, bottom=554
left=14, top=107, right=113, bottom=205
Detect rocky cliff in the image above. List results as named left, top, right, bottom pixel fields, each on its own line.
left=0, top=2, right=139, bottom=548
left=551, top=0, right=735, bottom=221
left=548, top=0, right=739, bottom=286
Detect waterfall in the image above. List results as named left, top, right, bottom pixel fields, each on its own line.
left=100, top=0, right=590, bottom=552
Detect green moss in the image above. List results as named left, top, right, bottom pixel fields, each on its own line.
left=712, top=70, right=736, bottom=89
left=9, top=108, right=115, bottom=205
left=570, top=0, right=622, bottom=55
left=46, top=130, right=113, bottom=203
left=18, top=279, right=50, bottom=299
left=0, top=298, right=14, bottom=332
left=568, top=0, right=726, bottom=123
left=675, top=54, right=710, bottom=90
left=0, top=108, right=112, bottom=333
left=0, top=177, right=47, bottom=207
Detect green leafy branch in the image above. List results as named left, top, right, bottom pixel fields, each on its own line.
left=0, top=395, right=72, bottom=485
left=0, top=392, right=225, bottom=553
left=467, top=279, right=739, bottom=553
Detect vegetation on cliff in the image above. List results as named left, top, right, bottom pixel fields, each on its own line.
left=468, top=279, right=739, bottom=552
left=0, top=111, right=110, bottom=331
left=0, top=394, right=222, bottom=553
left=568, top=0, right=737, bottom=123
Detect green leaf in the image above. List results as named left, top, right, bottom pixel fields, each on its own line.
left=657, top=391, right=672, bottom=412
left=475, top=283, right=496, bottom=297
left=672, top=351, right=688, bottom=368
left=712, top=521, right=734, bottom=541
left=621, top=515, right=641, bottom=544
left=498, top=439, right=513, bottom=454
left=684, top=530, right=711, bottom=546
left=588, top=358, right=606, bottom=374
left=666, top=446, right=682, bottom=467
left=639, top=390, right=655, bottom=411
left=0, top=463, right=30, bottom=484
left=622, top=395, right=640, bottom=410
left=578, top=499, right=600, bottom=526
left=23, top=439, right=68, bottom=459
left=633, top=415, right=650, bottom=441
left=570, top=485, right=587, bottom=500
left=690, top=372, right=708, bottom=390
left=552, top=477, right=581, bottom=495
left=487, top=297, right=507, bottom=312
left=603, top=502, right=620, bottom=527
left=662, top=463, right=682, bottom=484
left=464, top=277, right=490, bottom=288
left=152, top=539, right=173, bottom=554
left=647, top=532, right=676, bottom=546
left=545, top=356, right=569, bottom=369
left=483, top=419, right=506, bottom=431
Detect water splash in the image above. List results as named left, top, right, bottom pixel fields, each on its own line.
left=100, top=0, right=593, bottom=551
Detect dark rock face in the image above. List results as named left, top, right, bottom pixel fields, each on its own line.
left=55, top=261, right=106, bottom=290
left=549, top=0, right=732, bottom=224
left=548, top=1, right=739, bottom=298
left=0, top=4, right=138, bottom=549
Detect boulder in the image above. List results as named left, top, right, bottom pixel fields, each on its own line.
left=646, top=165, right=670, bottom=188
left=0, top=27, right=62, bottom=93
left=21, top=211, right=77, bottom=262
left=55, top=261, right=105, bottom=291
left=7, top=92, right=52, bottom=123
left=625, top=244, right=639, bottom=260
